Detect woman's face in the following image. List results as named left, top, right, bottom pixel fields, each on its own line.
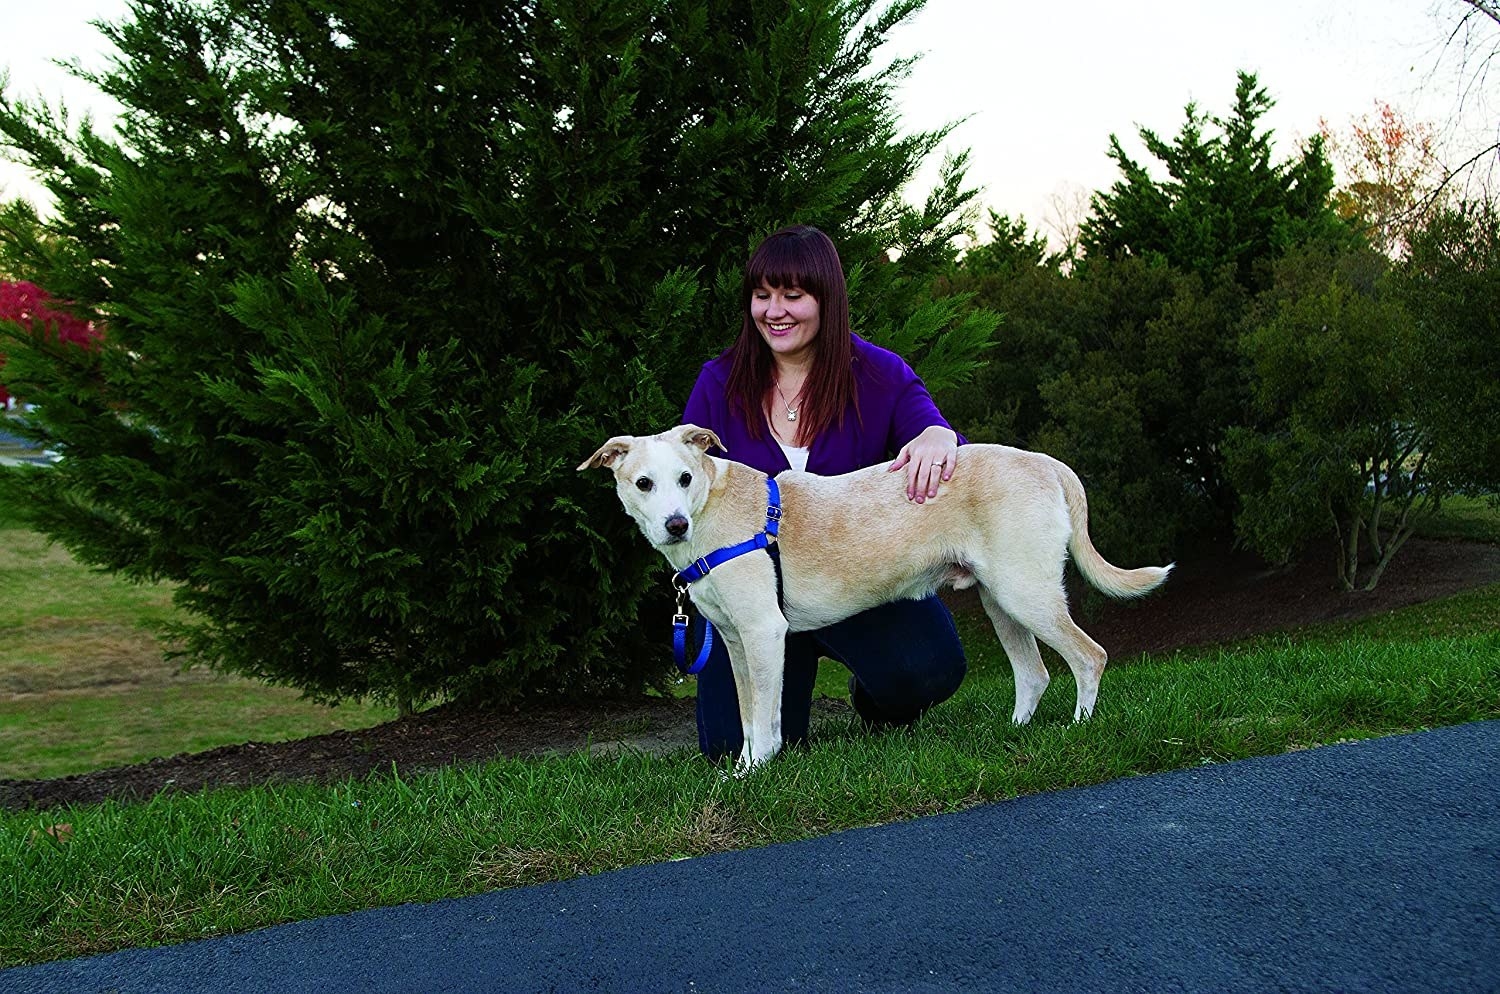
left=750, top=282, right=821, bottom=363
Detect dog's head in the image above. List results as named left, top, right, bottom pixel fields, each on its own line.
left=578, top=425, right=724, bottom=549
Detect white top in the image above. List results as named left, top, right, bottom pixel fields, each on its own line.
left=776, top=440, right=810, bottom=472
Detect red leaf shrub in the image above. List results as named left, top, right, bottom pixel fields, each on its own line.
left=0, top=280, right=102, bottom=406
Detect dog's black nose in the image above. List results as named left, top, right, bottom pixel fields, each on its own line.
left=665, top=515, right=689, bottom=538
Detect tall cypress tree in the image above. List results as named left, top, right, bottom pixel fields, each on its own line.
left=0, top=0, right=991, bottom=707
left=1081, top=71, right=1345, bottom=291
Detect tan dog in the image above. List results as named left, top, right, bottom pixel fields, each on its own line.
left=580, top=425, right=1171, bottom=771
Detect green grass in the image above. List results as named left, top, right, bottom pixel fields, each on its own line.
left=0, top=684, right=395, bottom=780
left=1416, top=493, right=1500, bottom=542
left=3, top=583, right=1497, bottom=969
left=0, top=520, right=397, bottom=780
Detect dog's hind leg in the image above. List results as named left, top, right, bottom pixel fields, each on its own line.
left=1051, top=622, right=1108, bottom=721
left=977, top=586, right=1049, bottom=724
left=1027, top=611, right=1107, bottom=722
left=976, top=570, right=1108, bottom=722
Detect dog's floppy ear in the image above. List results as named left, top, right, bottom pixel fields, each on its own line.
left=678, top=424, right=726, bottom=455
left=577, top=436, right=632, bottom=472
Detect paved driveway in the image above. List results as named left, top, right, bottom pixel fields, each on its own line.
left=5, top=721, right=1497, bottom=994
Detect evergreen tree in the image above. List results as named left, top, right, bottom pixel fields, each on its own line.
left=1081, top=71, right=1347, bottom=291
left=959, top=210, right=1054, bottom=278
left=1394, top=200, right=1500, bottom=507
left=1061, top=73, right=1349, bottom=550
left=944, top=74, right=1356, bottom=562
left=938, top=210, right=1071, bottom=447
left=944, top=212, right=1223, bottom=562
left=0, top=0, right=993, bottom=708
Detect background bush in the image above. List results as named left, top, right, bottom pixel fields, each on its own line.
left=940, top=72, right=1496, bottom=582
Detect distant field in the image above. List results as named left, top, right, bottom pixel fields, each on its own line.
left=1417, top=493, right=1500, bottom=542
left=0, top=515, right=396, bottom=780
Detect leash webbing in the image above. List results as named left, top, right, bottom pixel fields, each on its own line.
left=672, top=610, right=715, bottom=674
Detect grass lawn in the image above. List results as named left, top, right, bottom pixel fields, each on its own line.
left=1416, top=493, right=1500, bottom=542
left=0, top=513, right=397, bottom=780
left=3, top=582, right=1497, bottom=968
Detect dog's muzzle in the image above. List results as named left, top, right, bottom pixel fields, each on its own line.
left=664, top=514, right=690, bottom=542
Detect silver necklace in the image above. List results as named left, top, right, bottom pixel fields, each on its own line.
left=774, top=381, right=801, bottom=422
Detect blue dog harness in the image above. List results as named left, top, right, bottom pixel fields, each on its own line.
left=671, top=476, right=784, bottom=674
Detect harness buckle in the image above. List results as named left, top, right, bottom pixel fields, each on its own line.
left=692, top=557, right=711, bottom=577
left=672, top=613, right=690, bottom=628
left=766, top=504, right=783, bottom=521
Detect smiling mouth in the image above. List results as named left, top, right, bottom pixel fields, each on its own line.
left=767, top=323, right=795, bottom=333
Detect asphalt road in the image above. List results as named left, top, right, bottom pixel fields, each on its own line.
left=5, top=720, right=1497, bottom=994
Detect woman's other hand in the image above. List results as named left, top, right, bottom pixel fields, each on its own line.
left=888, top=425, right=959, bottom=503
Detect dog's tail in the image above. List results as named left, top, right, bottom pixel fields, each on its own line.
left=1059, top=463, right=1173, bottom=599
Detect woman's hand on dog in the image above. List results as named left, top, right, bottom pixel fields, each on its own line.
left=889, top=425, right=959, bottom=503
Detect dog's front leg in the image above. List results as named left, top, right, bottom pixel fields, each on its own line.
left=717, top=630, right=758, bottom=768
left=721, top=621, right=787, bottom=774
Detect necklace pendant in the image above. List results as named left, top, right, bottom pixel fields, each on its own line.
left=787, top=409, right=798, bottom=422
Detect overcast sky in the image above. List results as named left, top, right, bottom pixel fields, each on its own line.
left=887, top=0, right=1494, bottom=242
left=3, top=1, right=1495, bottom=243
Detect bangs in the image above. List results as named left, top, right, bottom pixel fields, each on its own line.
left=742, top=227, right=840, bottom=301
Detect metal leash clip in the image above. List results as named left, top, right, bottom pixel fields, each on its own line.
left=670, top=575, right=713, bottom=674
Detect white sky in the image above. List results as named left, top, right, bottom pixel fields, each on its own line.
left=887, top=0, right=1495, bottom=243
left=3, top=0, right=1496, bottom=245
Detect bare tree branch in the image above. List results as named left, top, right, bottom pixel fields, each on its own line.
left=1412, top=1, right=1500, bottom=209
left=1417, top=139, right=1500, bottom=215
left=1459, top=0, right=1500, bottom=28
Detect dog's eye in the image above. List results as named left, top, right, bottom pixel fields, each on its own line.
left=635, top=477, right=653, bottom=493
left=678, top=472, right=692, bottom=488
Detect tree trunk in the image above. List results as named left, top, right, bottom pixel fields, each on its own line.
left=1362, top=522, right=1416, bottom=591
left=1338, top=511, right=1362, bottom=592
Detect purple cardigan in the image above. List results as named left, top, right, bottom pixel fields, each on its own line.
left=681, top=334, right=961, bottom=476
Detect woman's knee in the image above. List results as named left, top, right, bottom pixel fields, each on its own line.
left=846, top=596, right=966, bottom=712
left=864, top=643, right=967, bottom=718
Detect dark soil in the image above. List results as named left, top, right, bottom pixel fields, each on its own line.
left=4, top=538, right=1497, bottom=812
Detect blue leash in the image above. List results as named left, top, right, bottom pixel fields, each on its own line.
left=671, top=603, right=715, bottom=675
left=670, top=476, right=783, bottom=674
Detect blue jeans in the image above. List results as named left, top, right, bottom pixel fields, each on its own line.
left=695, top=594, right=967, bottom=762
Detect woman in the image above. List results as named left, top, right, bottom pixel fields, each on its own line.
left=682, top=224, right=968, bottom=762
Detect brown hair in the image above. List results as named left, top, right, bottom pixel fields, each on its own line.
left=724, top=225, right=857, bottom=445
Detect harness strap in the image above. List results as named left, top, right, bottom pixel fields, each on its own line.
left=767, top=540, right=784, bottom=607
left=670, top=476, right=784, bottom=674
left=673, top=477, right=782, bottom=585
